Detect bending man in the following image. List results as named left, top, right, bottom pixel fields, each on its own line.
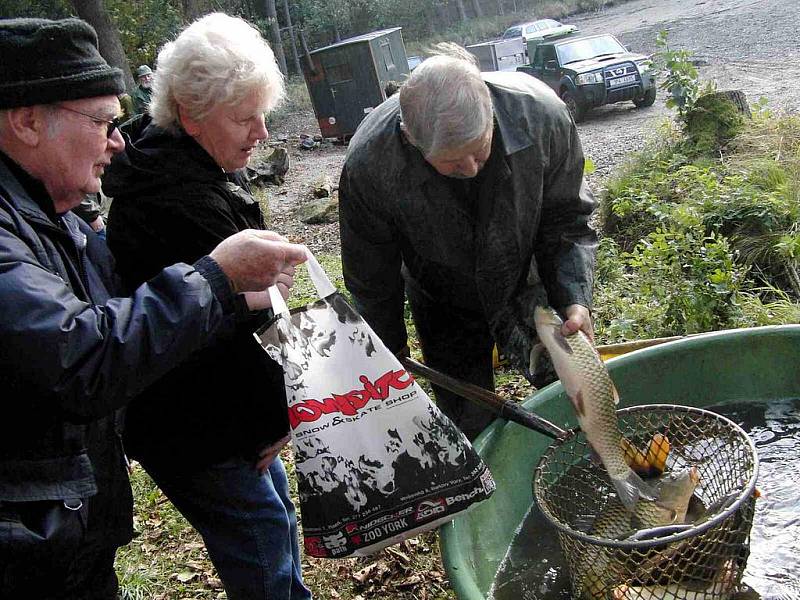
left=339, top=44, right=597, bottom=440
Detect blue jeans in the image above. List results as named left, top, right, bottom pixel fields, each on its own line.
left=142, top=456, right=311, bottom=600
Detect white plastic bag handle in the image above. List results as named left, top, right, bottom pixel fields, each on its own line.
left=268, top=247, right=336, bottom=316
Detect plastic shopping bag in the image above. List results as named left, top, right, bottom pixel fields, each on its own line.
left=255, top=251, right=495, bottom=558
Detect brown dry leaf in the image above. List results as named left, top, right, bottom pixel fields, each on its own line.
left=206, top=577, right=223, bottom=589
left=384, top=545, right=411, bottom=564
left=394, top=574, right=424, bottom=588
left=184, top=542, right=205, bottom=551
left=352, top=562, right=380, bottom=584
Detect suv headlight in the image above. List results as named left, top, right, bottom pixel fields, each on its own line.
left=576, top=72, right=603, bottom=85
left=636, top=60, right=652, bottom=74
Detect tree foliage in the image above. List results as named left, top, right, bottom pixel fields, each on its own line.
left=106, top=0, right=182, bottom=72
left=1, top=0, right=615, bottom=78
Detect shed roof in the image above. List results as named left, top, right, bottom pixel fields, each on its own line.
left=310, top=27, right=402, bottom=55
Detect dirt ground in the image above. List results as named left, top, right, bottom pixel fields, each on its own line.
left=263, top=0, right=800, bottom=254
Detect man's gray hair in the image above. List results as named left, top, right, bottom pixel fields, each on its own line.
left=149, top=12, right=285, bottom=132
left=399, top=43, right=493, bottom=158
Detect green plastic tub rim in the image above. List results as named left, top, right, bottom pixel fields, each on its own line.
left=440, top=325, right=800, bottom=600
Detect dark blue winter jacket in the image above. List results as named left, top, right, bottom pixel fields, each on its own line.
left=0, top=151, right=238, bottom=515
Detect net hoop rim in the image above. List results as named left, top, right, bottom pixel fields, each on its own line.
left=533, top=403, right=760, bottom=550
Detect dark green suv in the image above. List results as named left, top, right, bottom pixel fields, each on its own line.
left=518, top=34, right=656, bottom=121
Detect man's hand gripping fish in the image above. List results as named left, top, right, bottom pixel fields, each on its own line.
left=533, top=306, right=658, bottom=510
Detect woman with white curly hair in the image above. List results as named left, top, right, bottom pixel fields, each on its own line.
left=104, top=13, right=311, bottom=599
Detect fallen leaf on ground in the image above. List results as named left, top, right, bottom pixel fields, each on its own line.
left=352, top=562, right=380, bottom=583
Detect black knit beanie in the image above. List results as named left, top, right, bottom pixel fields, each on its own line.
left=0, top=17, right=125, bottom=110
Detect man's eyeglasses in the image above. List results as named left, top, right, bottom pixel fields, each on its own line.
left=57, top=105, right=121, bottom=138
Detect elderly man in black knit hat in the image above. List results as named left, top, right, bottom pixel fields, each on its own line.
left=0, top=17, right=307, bottom=598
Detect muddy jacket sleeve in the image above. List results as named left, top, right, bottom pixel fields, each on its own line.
left=339, top=162, right=408, bottom=353
left=0, top=219, right=237, bottom=420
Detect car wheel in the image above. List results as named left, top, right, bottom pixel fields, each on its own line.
left=560, top=90, right=586, bottom=122
left=633, top=87, right=657, bottom=108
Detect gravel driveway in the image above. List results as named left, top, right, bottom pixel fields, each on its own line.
left=267, top=0, right=800, bottom=253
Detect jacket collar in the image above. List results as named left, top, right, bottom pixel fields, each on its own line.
left=0, top=151, right=60, bottom=228
left=483, top=72, right=538, bottom=155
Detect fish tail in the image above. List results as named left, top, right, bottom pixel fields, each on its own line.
left=612, top=468, right=659, bottom=511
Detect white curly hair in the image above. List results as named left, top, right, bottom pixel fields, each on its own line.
left=149, top=12, right=285, bottom=132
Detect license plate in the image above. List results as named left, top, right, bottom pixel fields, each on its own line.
left=608, top=74, right=636, bottom=87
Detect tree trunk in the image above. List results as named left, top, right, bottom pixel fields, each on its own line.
left=263, top=0, right=288, bottom=76
left=281, top=0, right=302, bottom=76
left=180, top=0, right=205, bottom=22
left=471, top=0, right=484, bottom=18
left=496, top=0, right=504, bottom=16
left=433, top=1, right=449, bottom=28
left=455, top=0, right=468, bottom=22
left=70, top=0, right=135, bottom=92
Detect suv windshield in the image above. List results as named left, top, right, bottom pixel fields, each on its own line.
left=557, top=36, right=625, bottom=64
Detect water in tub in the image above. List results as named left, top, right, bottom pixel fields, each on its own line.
left=490, top=397, right=800, bottom=600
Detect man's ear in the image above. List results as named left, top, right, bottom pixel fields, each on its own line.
left=178, top=105, right=200, bottom=136
left=5, top=106, right=47, bottom=147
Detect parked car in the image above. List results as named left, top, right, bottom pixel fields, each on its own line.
left=517, top=33, right=656, bottom=121
left=502, top=19, right=577, bottom=44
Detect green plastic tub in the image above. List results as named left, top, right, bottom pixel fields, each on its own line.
left=440, top=325, right=800, bottom=599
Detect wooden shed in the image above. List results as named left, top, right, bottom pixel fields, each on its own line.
left=301, top=27, right=410, bottom=140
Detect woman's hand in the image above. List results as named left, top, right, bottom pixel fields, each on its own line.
left=255, top=435, right=291, bottom=473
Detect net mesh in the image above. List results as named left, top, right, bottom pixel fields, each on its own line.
left=533, top=405, right=758, bottom=600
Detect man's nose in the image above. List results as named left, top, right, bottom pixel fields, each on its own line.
left=457, top=155, right=480, bottom=178
left=108, top=127, right=125, bottom=153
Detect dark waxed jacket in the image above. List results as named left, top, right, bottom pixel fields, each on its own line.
left=339, top=72, right=597, bottom=378
left=105, top=126, right=289, bottom=472
left=0, top=152, right=237, bottom=529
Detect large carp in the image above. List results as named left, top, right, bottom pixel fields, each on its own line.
left=533, top=305, right=657, bottom=510
left=576, top=467, right=702, bottom=599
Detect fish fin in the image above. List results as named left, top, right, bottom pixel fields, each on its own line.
left=620, top=436, right=650, bottom=474
left=588, top=444, right=603, bottom=466
left=528, top=342, right=545, bottom=375
left=552, top=329, right=574, bottom=355
left=645, top=433, right=670, bottom=475
left=613, top=469, right=659, bottom=512
left=610, top=381, right=620, bottom=406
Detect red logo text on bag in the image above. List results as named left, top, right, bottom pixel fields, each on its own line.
left=288, top=369, right=414, bottom=429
